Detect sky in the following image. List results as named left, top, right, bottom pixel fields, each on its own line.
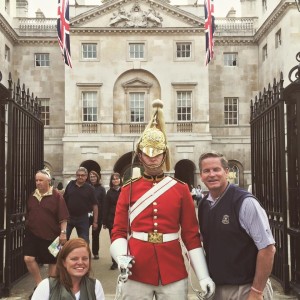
left=27, top=0, right=241, bottom=18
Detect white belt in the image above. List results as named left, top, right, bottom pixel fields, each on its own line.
left=132, top=231, right=179, bottom=244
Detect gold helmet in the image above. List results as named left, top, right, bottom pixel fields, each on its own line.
left=137, top=99, right=170, bottom=171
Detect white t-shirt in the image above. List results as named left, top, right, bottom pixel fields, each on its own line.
left=31, top=277, right=105, bottom=300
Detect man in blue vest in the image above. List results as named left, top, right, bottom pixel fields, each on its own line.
left=198, top=151, right=275, bottom=300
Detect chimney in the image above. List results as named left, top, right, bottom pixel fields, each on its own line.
left=35, top=8, right=45, bottom=18
left=226, top=7, right=236, bottom=18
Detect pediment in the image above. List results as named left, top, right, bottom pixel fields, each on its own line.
left=71, top=0, right=203, bottom=29
left=122, top=78, right=153, bottom=89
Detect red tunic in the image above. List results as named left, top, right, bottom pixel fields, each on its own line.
left=111, top=176, right=202, bottom=286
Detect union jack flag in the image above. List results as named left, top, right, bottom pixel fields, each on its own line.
left=204, top=0, right=215, bottom=65
left=57, top=0, right=72, bottom=67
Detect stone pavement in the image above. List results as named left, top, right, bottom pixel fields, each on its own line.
left=1, top=229, right=298, bottom=300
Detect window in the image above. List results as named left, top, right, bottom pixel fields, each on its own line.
left=262, top=44, right=268, bottom=61
left=130, top=92, right=145, bottom=122
left=82, top=43, right=97, bottom=59
left=39, top=98, right=50, bottom=126
left=224, top=97, right=238, bottom=125
left=177, top=91, right=192, bottom=121
left=5, top=45, right=10, bottom=61
left=176, top=43, right=191, bottom=58
left=275, top=29, right=281, bottom=48
left=224, top=53, right=238, bottom=66
left=35, top=53, right=50, bottom=67
left=129, top=43, right=144, bottom=59
left=82, top=92, right=97, bottom=122
left=228, top=165, right=240, bottom=185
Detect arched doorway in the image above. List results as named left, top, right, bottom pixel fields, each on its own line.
left=174, top=159, right=196, bottom=189
left=80, top=160, right=101, bottom=176
left=114, top=152, right=142, bottom=183
left=228, top=159, right=244, bottom=188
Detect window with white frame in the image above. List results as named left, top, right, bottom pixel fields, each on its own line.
left=35, top=53, right=50, bottom=67
left=275, top=29, right=281, bottom=48
left=262, top=44, right=268, bottom=61
left=224, top=97, right=238, bottom=125
left=82, top=43, right=97, bottom=59
left=129, top=43, right=145, bottom=59
left=224, top=53, right=238, bottom=66
left=130, top=92, right=145, bottom=122
left=177, top=91, right=192, bottom=121
left=82, top=91, right=97, bottom=122
left=39, top=98, right=50, bottom=126
left=5, top=45, right=10, bottom=61
left=176, top=42, right=192, bottom=59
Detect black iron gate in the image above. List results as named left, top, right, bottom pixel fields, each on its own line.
left=284, top=56, right=300, bottom=296
left=250, top=54, right=300, bottom=296
left=0, top=72, right=44, bottom=297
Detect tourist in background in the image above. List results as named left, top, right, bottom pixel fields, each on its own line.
left=56, top=182, right=65, bottom=196
left=89, top=170, right=106, bottom=260
left=64, top=167, right=98, bottom=243
left=103, top=172, right=122, bottom=270
left=24, top=169, right=69, bottom=297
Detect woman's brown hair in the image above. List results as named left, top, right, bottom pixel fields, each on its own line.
left=89, top=170, right=100, bottom=184
left=55, top=238, right=92, bottom=290
left=109, top=172, right=122, bottom=188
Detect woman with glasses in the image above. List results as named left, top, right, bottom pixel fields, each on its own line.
left=88, top=170, right=106, bottom=260
left=102, top=172, right=122, bottom=270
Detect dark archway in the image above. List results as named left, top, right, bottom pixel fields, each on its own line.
left=80, top=160, right=101, bottom=176
left=174, top=159, right=196, bottom=189
left=114, top=152, right=142, bottom=183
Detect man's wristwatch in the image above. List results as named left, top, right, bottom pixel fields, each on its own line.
left=61, top=230, right=67, bottom=234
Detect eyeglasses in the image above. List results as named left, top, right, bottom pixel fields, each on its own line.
left=76, top=174, right=87, bottom=177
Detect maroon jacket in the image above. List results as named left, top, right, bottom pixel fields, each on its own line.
left=26, top=188, right=69, bottom=240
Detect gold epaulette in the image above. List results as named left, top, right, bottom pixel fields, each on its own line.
left=122, top=176, right=142, bottom=187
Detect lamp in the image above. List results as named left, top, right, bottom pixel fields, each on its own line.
left=296, top=0, right=300, bottom=12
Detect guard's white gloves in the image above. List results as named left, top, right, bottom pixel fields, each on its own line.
left=110, top=238, right=135, bottom=283
left=189, top=248, right=215, bottom=299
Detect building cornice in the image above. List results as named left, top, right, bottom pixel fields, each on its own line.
left=71, top=27, right=203, bottom=34
left=70, top=0, right=203, bottom=27
left=0, top=14, right=19, bottom=44
left=253, top=1, right=296, bottom=42
left=17, top=38, right=57, bottom=45
left=171, top=82, right=197, bottom=86
left=215, top=36, right=255, bottom=46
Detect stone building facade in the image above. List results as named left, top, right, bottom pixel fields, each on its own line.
left=0, top=0, right=299, bottom=189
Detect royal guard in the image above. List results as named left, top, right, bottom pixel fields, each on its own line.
left=110, top=99, right=215, bottom=300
